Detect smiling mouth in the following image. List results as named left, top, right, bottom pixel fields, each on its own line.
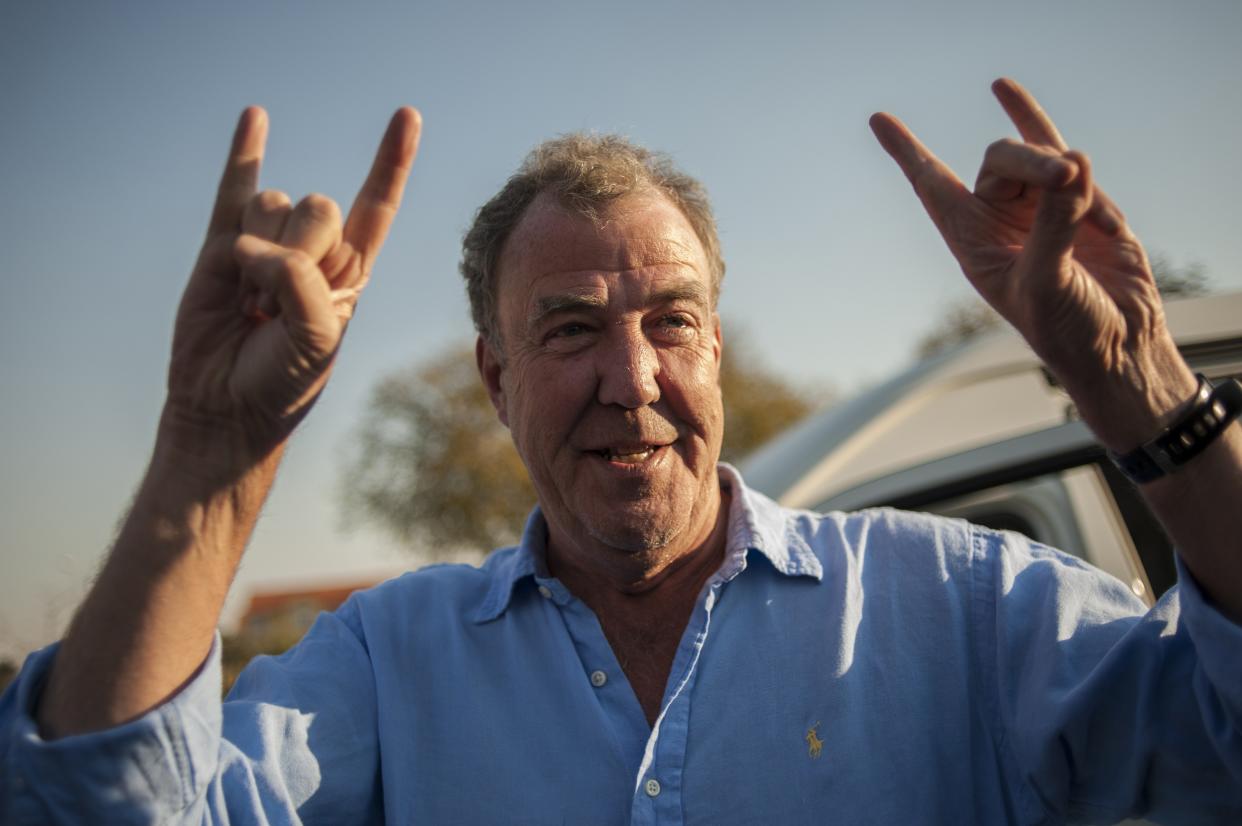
left=592, top=445, right=664, bottom=464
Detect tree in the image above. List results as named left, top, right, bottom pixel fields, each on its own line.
left=914, top=254, right=1210, bottom=359
left=1145, top=253, right=1209, bottom=298
left=913, top=300, right=1004, bottom=360
left=717, top=329, right=824, bottom=463
left=342, top=344, right=534, bottom=560
left=341, top=327, right=823, bottom=559
left=0, top=659, right=16, bottom=695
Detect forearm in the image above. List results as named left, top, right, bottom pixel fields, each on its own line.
left=1140, top=421, right=1242, bottom=623
left=1074, top=350, right=1242, bottom=624
left=36, top=409, right=283, bottom=738
left=30, top=103, right=416, bottom=741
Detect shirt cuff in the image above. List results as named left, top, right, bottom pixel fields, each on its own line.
left=1173, top=554, right=1242, bottom=709
left=3, top=634, right=223, bottom=824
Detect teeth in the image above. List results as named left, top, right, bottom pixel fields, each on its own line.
left=604, top=447, right=655, bottom=463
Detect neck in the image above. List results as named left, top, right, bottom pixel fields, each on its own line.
left=546, top=485, right=731, bottom=603
left=545, top=483, right=733, bottom=729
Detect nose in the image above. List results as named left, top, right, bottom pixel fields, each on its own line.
left=596, top=325, right=660, bottom=408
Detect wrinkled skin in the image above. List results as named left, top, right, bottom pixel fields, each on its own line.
left=870, top=79, right=1196, bottom=450
left=477, top=191, right=725, bottom=586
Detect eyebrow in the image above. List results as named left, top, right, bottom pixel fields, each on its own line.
left=650, top=283, right=711, bottom=309
left=526, top=283, right=711, bottom=330
left=526, top=294, right=609, bottom=330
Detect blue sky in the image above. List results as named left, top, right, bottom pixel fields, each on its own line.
left=2, top=0, right=1240, bottom=659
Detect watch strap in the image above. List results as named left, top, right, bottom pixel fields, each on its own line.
left=1109, top=375, right=1242, bottom=484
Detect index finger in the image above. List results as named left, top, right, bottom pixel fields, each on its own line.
left=992, top=78, right=1069, bottom=151
left=342, top=107, right=422, bottom=263
left=869, top=112, right=970, bottom=213
left=207, top=106, right=269, bottom=238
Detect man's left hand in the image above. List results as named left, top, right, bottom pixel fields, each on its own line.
left=870, top=78, right=1196, bottom=453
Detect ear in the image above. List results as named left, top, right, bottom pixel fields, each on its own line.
left=712, top=313, right=724, bottom=374
left=476, top=335, right=509, bottom=427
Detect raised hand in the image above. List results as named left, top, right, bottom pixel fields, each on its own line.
left=167, top=106, right=421, bottom=469
left=36, top=107, right=421, bottom=737
left=869, top=79, right=1196, bottom=452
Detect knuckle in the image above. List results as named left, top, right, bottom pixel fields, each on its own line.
left=255, top=189, right=292, bottom=210
left=985, top=138, right=1021, bottom=158
left=283, top=248, right=317, bottom=276
left=1042, top=190, right=1089, bottom=224
left=910, top=169, right=936, bottom=203
left=261, top=248, right=316, bottom=286
left=295, top=193, right=341, bottom=223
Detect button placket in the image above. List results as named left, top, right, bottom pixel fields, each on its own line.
left=632, top=580, right=725, bottom=824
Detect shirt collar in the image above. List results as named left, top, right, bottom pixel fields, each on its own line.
left=473, top=463, right=822, bottom=623
left=720, top=463, right=824, bottom=581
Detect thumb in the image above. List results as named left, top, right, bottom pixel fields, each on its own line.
left=1021, top=150, right=1092, bottom=276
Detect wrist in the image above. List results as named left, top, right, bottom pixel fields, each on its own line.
left=1067, top=340, right=1199, bottom=454
left=1109, top=375, right=1242, bottom=484
left=153, top=402, right=286, bottom=486
left=136, top=403, right=286, bottom=553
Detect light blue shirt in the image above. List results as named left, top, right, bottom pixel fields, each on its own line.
left=3, top=466, right=1241, bottom=824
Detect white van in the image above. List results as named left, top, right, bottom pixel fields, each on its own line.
left=740, top=290, right=1242, bottom=607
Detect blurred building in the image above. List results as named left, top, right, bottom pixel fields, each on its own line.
left=223, top=581, right=379, bottom=694
left=238, top=582, right=378, bottom=640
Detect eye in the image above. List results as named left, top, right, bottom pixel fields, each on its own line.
left=543, top=321, right=597, bottom=352
left=555, top=322, right=588, bottom=338
left=654, top=313, right=697, bottom=342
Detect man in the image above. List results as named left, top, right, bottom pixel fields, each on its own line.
left=2, top=79, right=1240, bottom=823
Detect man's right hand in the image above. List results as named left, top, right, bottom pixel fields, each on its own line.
left=36, top=106, right=420, bottom=738
left=162, top=105, right=421, bottom=479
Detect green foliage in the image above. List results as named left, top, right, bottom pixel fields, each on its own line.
left=718, top=330, right=822, bottom=463
left=342, top=343, right=537, bottom=559
left=341, top=328, right=823, bottom=558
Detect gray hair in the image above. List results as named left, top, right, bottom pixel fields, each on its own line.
left=460, top=133, right=726, bottom=352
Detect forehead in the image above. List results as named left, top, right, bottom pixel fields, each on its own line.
left=495, top=191, right=710, bottom=312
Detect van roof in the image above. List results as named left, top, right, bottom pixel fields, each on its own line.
left=739, top=290, right=1242, bottom=508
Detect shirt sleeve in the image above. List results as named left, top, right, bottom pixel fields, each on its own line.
left=975, top=528, right=1242, bottom=825
left=0, top=598, right=382, bottom=825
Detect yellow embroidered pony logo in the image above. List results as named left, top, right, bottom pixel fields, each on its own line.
left=805, top=722, right=824, bottom=759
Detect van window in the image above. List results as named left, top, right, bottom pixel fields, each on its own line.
left=913, top=463, right=1163, bottom=606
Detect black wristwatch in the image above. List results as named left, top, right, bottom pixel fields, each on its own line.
left=1109, top=374, right=1242, bottom=484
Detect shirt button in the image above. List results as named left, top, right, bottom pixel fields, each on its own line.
left=538, top=585, right=552, bottom=599
left=645, top=778, right=661, bottom=797
left=589, top=670, right=607, bottom=687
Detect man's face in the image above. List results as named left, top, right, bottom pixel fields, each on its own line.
left=479, top=190, right=724, bottom=562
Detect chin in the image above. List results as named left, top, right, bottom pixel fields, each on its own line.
left=583, top=509, right=683, bottom=553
